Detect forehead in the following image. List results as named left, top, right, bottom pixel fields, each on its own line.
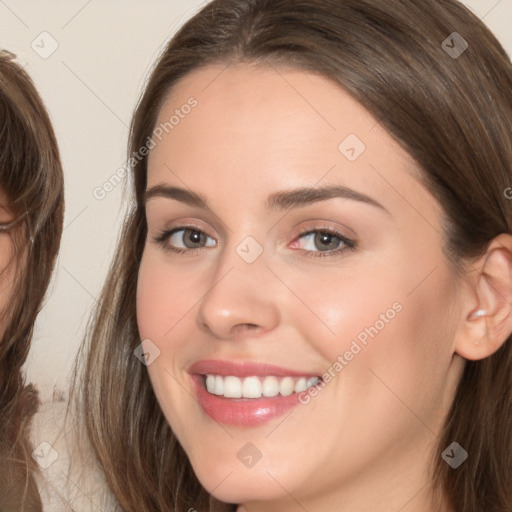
left=146, top=63, right=437, bottom=223
left=151, top=64, right=411, bottom=165
left=152, top=62, right=389, bottom=153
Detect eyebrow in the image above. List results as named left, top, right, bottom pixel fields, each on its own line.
left=144, top=184, right=390, bottom=214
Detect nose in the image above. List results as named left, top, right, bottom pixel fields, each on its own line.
left=196, top=250, right=281, bottom=341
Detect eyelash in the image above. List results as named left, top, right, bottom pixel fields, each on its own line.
left=153, top=226, right=357, bottom=259
left=290, top=226, right=356, bottom=258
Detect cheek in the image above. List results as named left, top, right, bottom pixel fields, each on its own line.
left=286, top=254, right=458, bottom=412
left=136, top=256, right=160, bottom=342
left=279, top=260, right=406, bottom=362
left=136, top=250, right=195, bottom=344
left=136, top=251, right=194, bottom=435
left=332, top=262, right=459, bottom=424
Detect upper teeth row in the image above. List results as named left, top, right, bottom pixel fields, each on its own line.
left=205, top=374, right=321, bottom=399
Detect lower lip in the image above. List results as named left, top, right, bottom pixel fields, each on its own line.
left=192, top=375, right=304, bottom=427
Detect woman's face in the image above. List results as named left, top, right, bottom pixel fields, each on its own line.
left=137, top=64, right=465, bottom=510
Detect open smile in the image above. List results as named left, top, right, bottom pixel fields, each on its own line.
left=189, top=360, right=323, bottom=427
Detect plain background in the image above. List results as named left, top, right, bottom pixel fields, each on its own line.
left=0, top=0, right=511, bottom=402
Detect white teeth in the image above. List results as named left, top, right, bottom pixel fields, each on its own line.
left=203, top=374, right=321, bottom=399
left=206, top=375, right=215, bottom=393
left=294, top=377, right=307, bottom=393
left=224, top=376, right=242, bottom=398
left=214, top=375, right=224, bottom=395
left=262, top=376, right=279, bottom=397
left=242, top=376, right=262, bottom=398
left=279, top=376, right=295, bottom=396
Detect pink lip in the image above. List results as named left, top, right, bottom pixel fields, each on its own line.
left=188, top=359, right=320, bottom=427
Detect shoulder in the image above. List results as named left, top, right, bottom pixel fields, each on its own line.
left=29, top=398, right=118, bottom=511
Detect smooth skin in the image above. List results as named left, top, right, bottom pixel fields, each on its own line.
left=137, top=63, right=512, bottom=512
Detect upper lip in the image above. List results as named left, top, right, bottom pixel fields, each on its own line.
left=188, top=359, right=320, bottom=378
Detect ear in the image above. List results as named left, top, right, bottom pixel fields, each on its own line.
left=455, top=233, right=512, bottom=361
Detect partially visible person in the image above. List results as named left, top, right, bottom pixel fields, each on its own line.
left=0, top=50, right=64, bottom=511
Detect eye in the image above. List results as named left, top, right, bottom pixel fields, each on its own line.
left=291, top=228, right=356, bottom=257
left=154, top=227, right=216, bottom=254
left=153, top=225, right=355, bottom=258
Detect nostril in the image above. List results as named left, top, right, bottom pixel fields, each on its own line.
left=231, top=323, right=261, bottom=337
left=234, top=323, right=259, bottom=330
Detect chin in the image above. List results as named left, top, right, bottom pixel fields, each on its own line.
left=190, top=459, right=296, bottom=505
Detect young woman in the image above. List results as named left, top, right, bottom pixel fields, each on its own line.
left=0, top=51, right=64, bottom=510
left=77, top=1, right=512, bottom=511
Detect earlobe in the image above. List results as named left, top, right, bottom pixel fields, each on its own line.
left=455, top=234, right=512, bottom=361
left=467, top=309, right=487, bottom=347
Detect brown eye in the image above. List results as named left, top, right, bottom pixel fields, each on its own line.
left=154, top=227, right=216, bottom=254
left=180, top=229, right=207, bottom=248
left=313, top=232, right=342, bottom=252
left=296, top=230, right=346, bottom=252
left=291, top=228, right=356, bottom=258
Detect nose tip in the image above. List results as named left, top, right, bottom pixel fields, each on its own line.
left=196, top=267, right=280, bottom=341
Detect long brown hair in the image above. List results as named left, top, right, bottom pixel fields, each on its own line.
left=76, top=1, right=512, bottom=510
left=0, top=51, right=64, bottom=510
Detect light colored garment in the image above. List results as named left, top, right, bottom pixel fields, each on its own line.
left=29, top=399, right=118, bottom=511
